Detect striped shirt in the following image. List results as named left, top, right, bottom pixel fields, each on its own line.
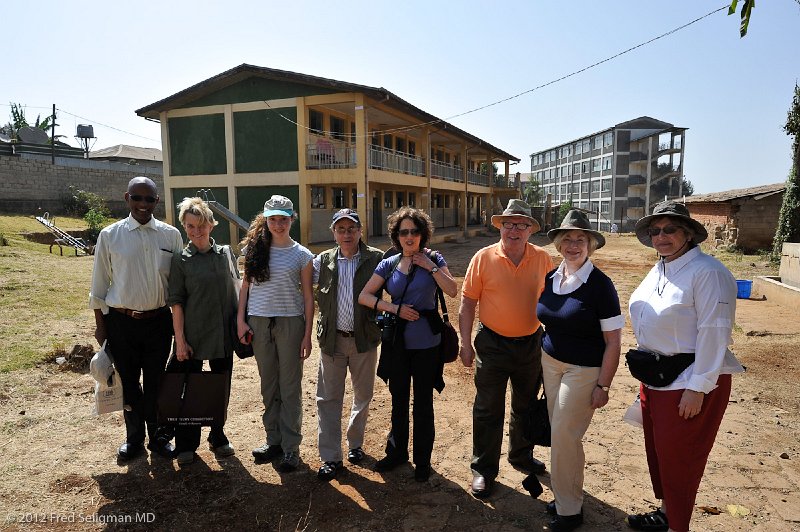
left=313, top=249, right=361, bottom=331
left=248, top=242, right=313, bottom=317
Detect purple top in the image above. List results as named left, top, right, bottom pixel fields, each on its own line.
left=375, top=252, right=447, bottom=350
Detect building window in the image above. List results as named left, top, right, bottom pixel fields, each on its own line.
left=591, top=180, right=601, bottom=193
left=333, top=187, right=346, bottom=209
left=582, top=139, right=590, bottom=153
left=601, top=179, right=611, bottom=192
left=603, top=132, right=613, bottom=147
left=592, top=158, right=601, bottom=172
left=384, top=191, right=392, bottom=209
left=444, top=194, right=451, bottom=208
left=572, top=183, right=579, bottom=194
left=602, top=156, right=612, bottom=170
left=395, top=137, right=406, bottom=153
left=544, top=152, right=551, bottom=163
left=581, top=181, right=589, bottom=194
left=581, top=161, right=589, bottom=173
left=408, top=192, right=416, bottom=207
left=383, top=134, right=393, bottom=150
left=330, top=116, right=345, bottom=140
left=593, top=136, right=602, bottom=150
left=573, top=163, right=581, bottom=175
left=396, top=191, right=405, bottom=207
left=601, top=201, right=610, bottom=214
left=351, top=189, right=357, bottom=209
left=408, top=140, right=416, bottom=156
left=309, top=110, right=324, bottom=135
left=311, top=186, right=325, bottom=209
left=575, top=142, right=582, bottom=156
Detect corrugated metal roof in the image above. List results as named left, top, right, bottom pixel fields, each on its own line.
left=89, top=144, right=162, bottom=161
left=683, top=182, right=785, bottom=203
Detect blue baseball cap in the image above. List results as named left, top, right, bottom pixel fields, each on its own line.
left=263, top=195, right=293, bottom=217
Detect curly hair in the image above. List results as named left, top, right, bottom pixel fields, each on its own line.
left=387, top=207, right=433, bottom=250
left=240, top=214, right=272, bottom=283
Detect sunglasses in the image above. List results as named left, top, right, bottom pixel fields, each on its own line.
left=647, top=225, right=682, bottom=237
left=129, top=194, right=157, bottom=203
left=398, top=228, right=420, bottom=237
left=501, top=222, right=531, bottom=231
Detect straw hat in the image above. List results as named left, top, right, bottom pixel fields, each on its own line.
left=490, top=199, right=541, bottom=233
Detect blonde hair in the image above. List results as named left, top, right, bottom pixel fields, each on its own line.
left=553, top=230, right=600, bottom=257
left=177, top=197, right=218, bottom=227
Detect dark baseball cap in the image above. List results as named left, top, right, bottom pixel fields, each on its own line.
left=331, top=208, right=360, bottom=225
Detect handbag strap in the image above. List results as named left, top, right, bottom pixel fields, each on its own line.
left=223, top=245, right=240, bottom=280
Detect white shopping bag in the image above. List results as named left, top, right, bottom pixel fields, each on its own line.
left=94, top=369, right=124, bottom=415
left=622, top=394, right=643, bottom=429
left=89, top=341, right=114, bottom=384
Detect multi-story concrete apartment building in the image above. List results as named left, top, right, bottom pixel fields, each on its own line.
left=529, top=116, right=686, bottom=231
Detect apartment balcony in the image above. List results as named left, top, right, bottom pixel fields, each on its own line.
left=306, top=135, right=356, bottom=169
left=628, top=174, right=646, bottom=185
left=369, top=146, right=425, bottom=176
left=657, top=142, right=682, bottom=154
left=629, top=151, right=650, bottom=163
left=493, top=174, right=520, bottom=189
left=431, top=161, right=464, bottom=183
left=467, top=170, right=489, bottom=187
left=628, top=196, right=646, bottom=208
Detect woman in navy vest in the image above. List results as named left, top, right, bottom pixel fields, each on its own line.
left=536, top=210, right=624, bottom=531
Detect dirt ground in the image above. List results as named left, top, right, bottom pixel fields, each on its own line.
left=1, top=234, right=799, bottom=531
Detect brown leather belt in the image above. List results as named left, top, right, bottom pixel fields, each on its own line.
left=112, top=306, right=168, bottom=320
left=336, top=330, right=355, bottom=337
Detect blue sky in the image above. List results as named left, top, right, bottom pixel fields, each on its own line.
left=3, top=1, right=799, bottom=194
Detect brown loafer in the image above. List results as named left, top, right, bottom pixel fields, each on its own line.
left=470, top=475, right=494, bottom=498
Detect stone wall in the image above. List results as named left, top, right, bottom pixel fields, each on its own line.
left=0, top=154, right=165, bottom=217
left=733, top=194, right=783, bottom=251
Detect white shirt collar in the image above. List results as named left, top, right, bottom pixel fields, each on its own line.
left=124, top=214, right=158, bottom=231
left=550, top=258, right=594, bottom=295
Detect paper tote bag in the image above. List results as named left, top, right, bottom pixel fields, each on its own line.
left=157, top=371, right=230, bottom=426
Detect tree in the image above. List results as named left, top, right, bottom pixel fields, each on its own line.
left=523, top=179, right=542, bottom=206
left=772, top=83, right=800, bottom=260
left=682, top=178, right=694, bottom=196
left=729, top=0, right=756, bottom=37
left=1, top=103, right=57, bottom=141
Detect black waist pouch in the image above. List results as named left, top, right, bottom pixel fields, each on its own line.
left=626, top=349, right=695, bottom=387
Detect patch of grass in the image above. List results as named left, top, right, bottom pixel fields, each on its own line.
left=703, top=244, right=779, bottom=280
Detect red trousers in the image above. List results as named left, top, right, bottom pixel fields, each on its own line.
left=640, top=374, right=731, bottom=532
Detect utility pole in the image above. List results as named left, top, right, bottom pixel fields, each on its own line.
left=51, top=104, right=56, bottom=165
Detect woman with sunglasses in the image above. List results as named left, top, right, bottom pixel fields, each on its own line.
left=166, top=197, right=238, bottom=465
left=627, top=201, right=744, bottom=532
left=237, top=195, right=314, bottom=473
left=358, top=207, right=457, bottom=482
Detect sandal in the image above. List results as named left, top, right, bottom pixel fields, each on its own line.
left=627, top=509, right=668, bottom=531
left=317, top=460, right=343, bottom=481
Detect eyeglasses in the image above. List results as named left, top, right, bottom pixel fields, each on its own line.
left=334, top=226, right=360, bottom=235
left=129, top=194, right=157, bottom=203
left=398, top=228, right=420, bottom=237
left=647, top=225, right=681, bottom=237
left=501, top=222, right=531, bottom=231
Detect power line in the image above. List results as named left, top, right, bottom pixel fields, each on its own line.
left=267, top=4, right=729, bottom=138
left=56, top=108, right=159, bottom=142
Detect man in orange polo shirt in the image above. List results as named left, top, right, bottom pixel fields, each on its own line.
left=459, top=199, right=554, bottom=498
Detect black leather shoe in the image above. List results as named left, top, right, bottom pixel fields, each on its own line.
left=509, top=453, right=546, bottom=475
left=317, top=461, right=343, bottom=481
left=470, top=475, right=494, bottom=498
left=373, top=454, right=407, bottom=472
left=414, top=464, right=431, bottom=482
left=549, top=511, right=583, bottom=531
left=147, top=439, right=176, bottom=459
left=117, top=442, right=144, bottom=461
left=252, top=444, right=283, bottom=462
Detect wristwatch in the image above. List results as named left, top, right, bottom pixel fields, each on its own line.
left=597, top=384, right=610, bottom=392
left=430, top=266, right=439, bottom=274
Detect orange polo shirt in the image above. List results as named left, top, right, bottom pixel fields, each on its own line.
left=462, top=241, right=554, bottom=337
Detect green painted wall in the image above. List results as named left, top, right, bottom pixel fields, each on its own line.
left=168, top=114, right=227, bottom=176
left=182, top=77, right=336, bottom=108
left=170, top=187, right=232, bottom=245
left=234, top=108, right=298, bottom=173
left=236, top=186, right=300, bottom=242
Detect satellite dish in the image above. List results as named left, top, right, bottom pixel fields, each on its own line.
left=0, top=132, right=11, bottom=143
left=17, top=126, right=50, bottom=145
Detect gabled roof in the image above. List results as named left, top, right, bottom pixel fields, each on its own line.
left=683, top=182, right=786, bottom=203
left=136, top=64, right=518, bottom=162
left=89, top=144, right=162, bottom=161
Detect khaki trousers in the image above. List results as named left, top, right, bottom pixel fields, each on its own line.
left=541, top=352, right=600, bottom=516
left=316, top=335, right=378, bottom=462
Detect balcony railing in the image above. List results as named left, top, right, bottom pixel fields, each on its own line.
left=306, top=135, right=356, bottom=169
left=493, top=175, right=520, bottom=189
left=369, top=146, right=425, bottom=176
left=431, top=161, right=463, bottom=182
left=467, top=170, right=489, bottom=186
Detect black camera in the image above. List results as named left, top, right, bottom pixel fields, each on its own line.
left=375, top=312, right=395, bottom=330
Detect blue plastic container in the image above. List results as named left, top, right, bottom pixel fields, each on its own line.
left=736, top=279, right=752, bottom=299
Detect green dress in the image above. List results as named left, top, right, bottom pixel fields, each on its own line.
left=167, top=239, right=238, bottom=360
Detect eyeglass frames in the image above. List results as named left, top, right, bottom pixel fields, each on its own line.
left=129, top=194, right=157, bottom=203
left=334, top=226, right=361, bottom=235
left=647, top=225, right=682, bottom=237
left=398, top=228, right=420, bottom=237
left=501, top=222, right=531, bottom=231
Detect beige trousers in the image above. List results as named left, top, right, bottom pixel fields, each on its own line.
left=541, top=351, right=600, bottom=516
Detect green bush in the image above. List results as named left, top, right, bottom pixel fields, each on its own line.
left=63, top=186, right=110, bottom=219
left=84, top=208, right=108, bottom=242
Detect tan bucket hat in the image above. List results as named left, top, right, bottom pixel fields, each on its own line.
left=491, top=199, right=541, bottom=233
